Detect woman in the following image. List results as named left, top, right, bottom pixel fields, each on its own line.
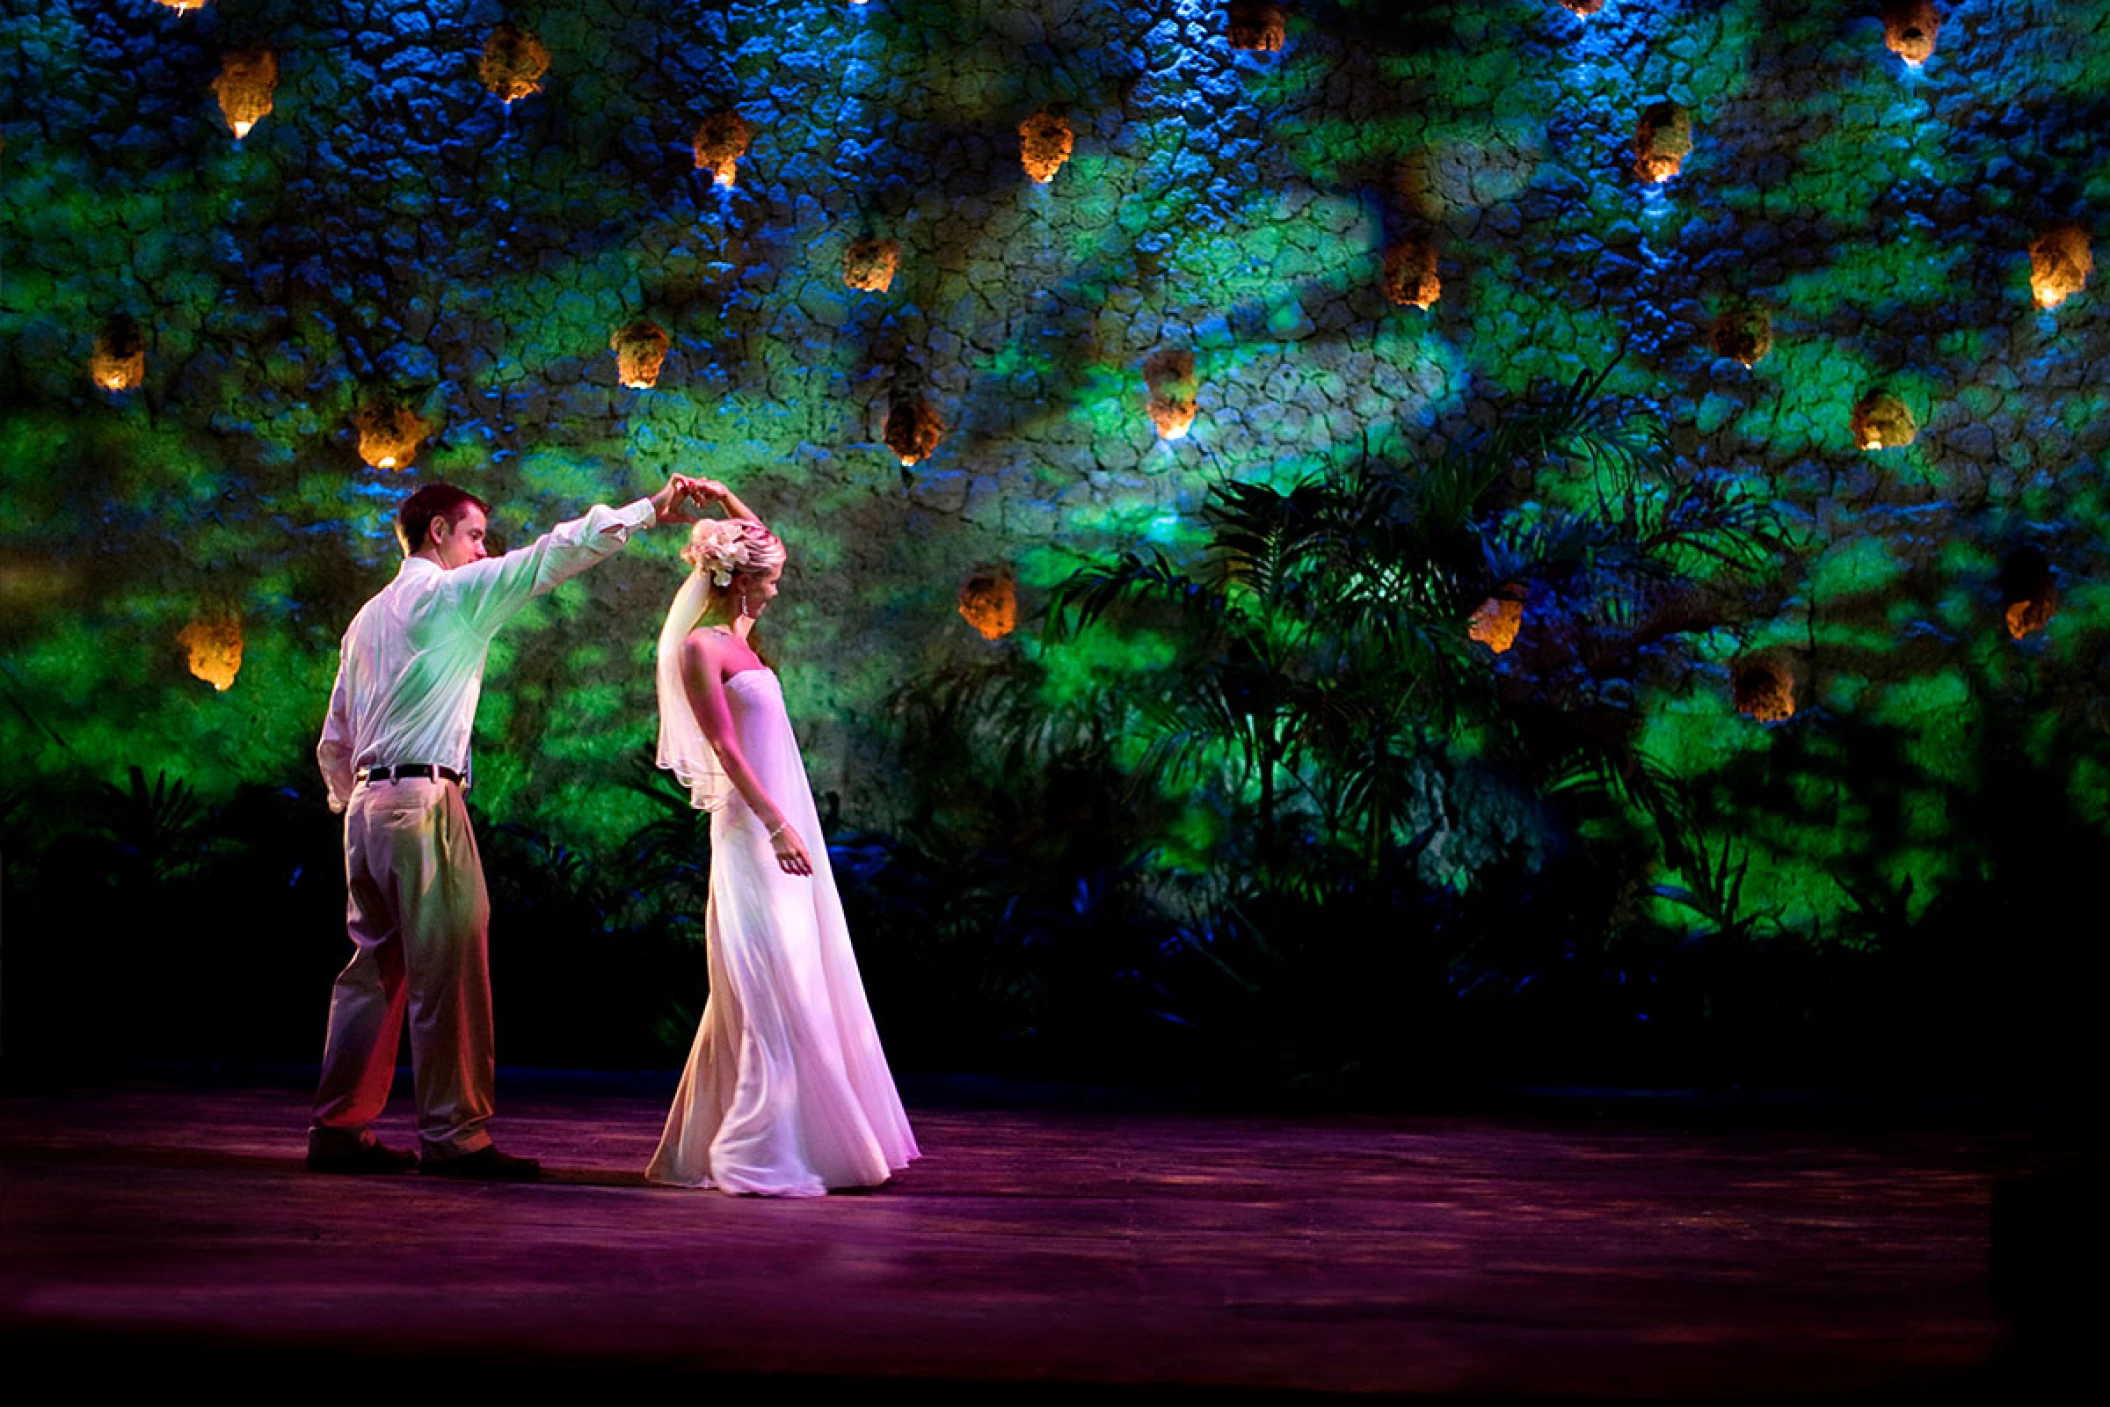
left=645, top=480, right=919, bottom=1195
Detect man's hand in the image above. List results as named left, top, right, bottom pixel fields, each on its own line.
left=650, top=475, right=709, bottom=526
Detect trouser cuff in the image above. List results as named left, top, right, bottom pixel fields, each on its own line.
left=417, top=1129, right=496, bottom=1161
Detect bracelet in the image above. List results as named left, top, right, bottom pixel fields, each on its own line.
left=767, top=820, right=788, bottom=840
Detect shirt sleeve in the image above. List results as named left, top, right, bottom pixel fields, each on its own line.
left=316, top=657, right=356, bottom=814
left=443, top=498, right=657, bottom=638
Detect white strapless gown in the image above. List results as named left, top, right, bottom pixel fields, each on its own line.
left=645, top=669, right=920, bottom=1195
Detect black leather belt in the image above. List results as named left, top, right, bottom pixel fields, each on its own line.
left=360, top=764, right=464, bottom=785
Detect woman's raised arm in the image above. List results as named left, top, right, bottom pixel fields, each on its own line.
left=693, top=479, right=760, bottom=525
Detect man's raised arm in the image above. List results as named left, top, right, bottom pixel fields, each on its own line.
left=448, top=475, right=705, bottom=638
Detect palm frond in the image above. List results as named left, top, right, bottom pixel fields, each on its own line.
left=1046, top=548, right=1215, bottom=641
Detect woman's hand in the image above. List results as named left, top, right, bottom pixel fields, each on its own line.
left=652, top=474, right=707, bottom=525
left=691, top=477, right=760, bottom=524
left=768, top=819, right=814, bottom=877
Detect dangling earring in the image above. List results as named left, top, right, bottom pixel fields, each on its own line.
left=740, top=592, right=752, bottom=619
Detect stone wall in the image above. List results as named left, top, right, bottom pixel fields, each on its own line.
left=2, top=1, right=2106, bottom=916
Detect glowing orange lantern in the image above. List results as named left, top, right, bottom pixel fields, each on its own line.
left=843, top=236, right=900, bottom=293
left=2001, top=547, right=2058, bottom=640
left=885, top=397, right=945, bottom=467
left=1468, top=594, right=1523, bottom=653
left=1733, top=659, right=1794, bottom=723
left=2030, top=224, right=2092, bottom=310
left=958, top=567, right=1018, bottom=641
left=1851, top=391, right=1916, bottom=451
left=1634, top=102, right=1692, bottom=184
left=1382, top=241, right=1441, bottom=309
left=610, top=322, right=670, bottom=389
left=177, top=613, right=243, bottom=691
left=1560, top=1, right=1606, bottom=14
left=1142, top=349, right=1199, bottom=441
left=152, top=1, right=209, bottom=11
left=1019, top=109, right=1073, bottom=184
left=354, top=405, right=430, bottom=471
left=1710, top=303, right=1772, bottom=367
left=1228, top=2, right=1287, bottom=51
left=2005, top=598, right=2055, bottom=640
left=693, top=111, right=752, bottom=187
left=480, top=24, right=550, bottom=104
left=212, top=48, right=276, bottom=139
left=91, top=316, right=146, bottom=392
left=1882, top=1, right=1940, bottom=67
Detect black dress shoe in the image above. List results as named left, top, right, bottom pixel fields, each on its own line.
left=306, top=1140, right=418, bottom=1175
left=419, top=1145, right=542, bottom=1181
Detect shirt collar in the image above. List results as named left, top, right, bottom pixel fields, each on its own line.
left=396, top=556, right=444, bottom=580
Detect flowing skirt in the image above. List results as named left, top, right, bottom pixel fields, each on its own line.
left=646, top=671, right=918, bottom=1195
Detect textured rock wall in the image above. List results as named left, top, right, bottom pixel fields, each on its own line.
left=2, top=1, right=2107, bottom=914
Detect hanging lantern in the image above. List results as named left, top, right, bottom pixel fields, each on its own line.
left=843, top=236, right=900, bottom=293
left=2001, top=547, right=2058, bottom=640
left=1467, top=592, right=1524, bottom=654
left=1019, top=109, right=1074, bottom=185
left=353, top=405, right=430, bottom=471
left=1143, top=349, right=1200, bottom=441
left=212, top=48, right=277, bottom=140
left=1882, top=1, right=1940, bottom=67
left=1228, top=2, right=1287, bottom=51
left=1851, top=391, right=1916, bottom=451
left=885, top=397, right=945, bottom=467
left=693, top=111, right=752, bottom=187
left=957, top=566, right=1018, bottom=641
left=152, top=1, right=209, bottom=11
left=1382, top=241, right=1441, bottom=309
left=610, top=322, right=670, bottom=389
left=2029, top=224, right=2092, bottom=310
left=177, top=613, right=243, bottom=692
left=90, top=316, right=146, bottom=392
left=479, top=24, right=550, bottom=104
left=1733, top=658, right=1794, bottom=723
left=1559, top=1, right=1606, bottom=14
left=1710, top=303, right=1772, bottom=367
left=1634, top=102, right=1692, bottom=184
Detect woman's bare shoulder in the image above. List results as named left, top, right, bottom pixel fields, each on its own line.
left=680, top=627, right=732, bottom=669
left=684, top=625, right=762, bottom=676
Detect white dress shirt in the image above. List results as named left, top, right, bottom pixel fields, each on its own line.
left=316, top=499, right=657, bottom=812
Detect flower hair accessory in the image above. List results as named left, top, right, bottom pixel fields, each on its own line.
left=682, top=517, right=785, bottom=587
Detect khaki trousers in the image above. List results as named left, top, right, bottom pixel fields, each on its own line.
left=310, top=776, right=496, bottom=1160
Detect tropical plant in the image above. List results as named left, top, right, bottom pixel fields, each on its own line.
left=1052, top=367, right=1785, bottom=865
left=831, top=651, right=1182, bottom=1075
left=1026, top=367, right=1795, bottom=1090
left=87, top=765, right=215, bottom=888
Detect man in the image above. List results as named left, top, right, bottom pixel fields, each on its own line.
left=309, top=474, right=704, bottom=1179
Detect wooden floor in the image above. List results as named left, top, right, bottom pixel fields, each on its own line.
left=0, top=1081, right=2091, bottom=1397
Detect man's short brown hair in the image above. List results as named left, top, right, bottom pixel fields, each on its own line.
left=395, top=484, right=492, bottom=556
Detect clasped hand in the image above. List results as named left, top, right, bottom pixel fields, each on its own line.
left=650, top=474, right=731, bottom=525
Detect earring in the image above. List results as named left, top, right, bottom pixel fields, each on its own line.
left=740, top=593, right=752, bottom=619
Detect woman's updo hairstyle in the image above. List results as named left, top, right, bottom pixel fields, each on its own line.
left=683, top=517, right=786, bottom=589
